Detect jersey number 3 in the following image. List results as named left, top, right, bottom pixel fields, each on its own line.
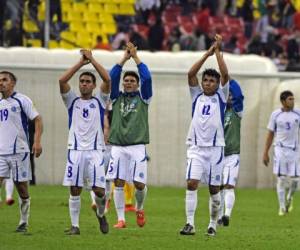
left=0, top=109, right=8, bottom=121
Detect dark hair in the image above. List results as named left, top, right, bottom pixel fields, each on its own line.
left=79, top=72, right=96, bottom=83
left=0, top=71, right=17, bottom=83
left=202, top=68, right=220, bottom=83
left=123, top=71, right=140, bottom=83
left=280, top=90, right=293, bottom=101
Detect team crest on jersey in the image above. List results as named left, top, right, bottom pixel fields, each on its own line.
left=11, top=106, right=17, bottom=112
left=215, top=175, right=220, bottom=181
left=89, top=103, right=96, bottom=109
left=211, top=98, right=217, bottom=103
left=100, top=176, right=105, bottom=182
left=139, top=172, right=144, bottom=179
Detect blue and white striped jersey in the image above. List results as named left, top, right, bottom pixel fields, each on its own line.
left=0, top=92, right=38, bottom=155
left=186, top=83, right=229, bottom=146
left=62, top=89, right=109, bottom=150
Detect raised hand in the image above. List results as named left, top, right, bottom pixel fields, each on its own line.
left=80, top=49, right=91, bottom=65
left=207, top=43, right=216, bottom=56
left=214, top=34, right=222, bottom=50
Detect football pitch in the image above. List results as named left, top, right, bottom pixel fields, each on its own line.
left=1, top=186, right=300, bottom=250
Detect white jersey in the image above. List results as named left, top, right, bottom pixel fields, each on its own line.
left=267, top=108, right=300, bottom=149
left=62, top=90, right=109, bottom=150
left=186, top=83, right=229, bottom=146
left=0, top=92, right=38, bottom=155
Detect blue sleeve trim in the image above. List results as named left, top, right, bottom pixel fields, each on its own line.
left=229, top=80, right=244, bottom=113
left=138, top=63, right=152, bottom=101
left=110, top=64, right=122, bottom=100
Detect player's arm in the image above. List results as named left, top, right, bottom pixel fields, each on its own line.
left=263, top=130, right=274, bottom=167
left=187, top=43, right=215, bottom=87
left=58, top=51, right=90, bottom=94
left=129, top=43, right=152, bottom=101
left=32, top=115, right=43, bottom=158
left=81, top=49, right=111, bottom=94
left=110, top=45, right=131, bottom=100
left=214, top=34, right=229, bottom=86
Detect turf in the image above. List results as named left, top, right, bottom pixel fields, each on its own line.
left=1, top=186, right=300, bottom=250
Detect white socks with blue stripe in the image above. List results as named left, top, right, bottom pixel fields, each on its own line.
left=114, top=187, right=125, bottom=221
left=69, top=195, right=80, bottom=227
left=186, top=190, right=197, bottom=226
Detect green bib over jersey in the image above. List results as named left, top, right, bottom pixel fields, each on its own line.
left=224, top=108, right=241, bottom=156
left=109, top=94, right=149, bottom=146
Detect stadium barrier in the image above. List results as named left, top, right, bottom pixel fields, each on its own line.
left=1, top=48, right=300, bottom=188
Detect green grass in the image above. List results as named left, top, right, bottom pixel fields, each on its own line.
left=1, top=186, right=300, bottom=250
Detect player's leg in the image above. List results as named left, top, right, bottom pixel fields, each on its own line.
left=90, top=150, right=109, bottom=234
left=206, top=147, right=223, bottom=236
left=0, top=156, right=10, bottom=205
left=286, top=157, right=299, bottom=213
left=10, top=153, right=32, bottom=232
left=107, top=146, right=128, bottom=228
left=180, top=146, right=204, bottom=235
left=217, top=186, right=224, bottom=225
left=63, top=150, right=83, bottom=234
left=222, top=154, right=240, bottom=226
left=5, top=174, right=15, bottom=205
left=276, top=175, right=287, bottom=215
left=125, top=182, right=135, bottom=212
left=131, top=145, right=148, bottom=227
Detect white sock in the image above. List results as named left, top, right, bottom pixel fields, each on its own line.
left=5, top=178, right=14, bottom=200
left=224, top=189, right=235, bottom=217
left=114, top=187, right=125, bottom=221
left=287, top=178, right=298, bottom=201
left=277, top=177, right=286, bottom=210
left=218, top=189, right=224, bottom=220
left=135, top=186, right=147, bottom=210
left=186, top=190, right=197, bottom=226
left=94, top=194, right=106, bottom=217
left=18, top=197, right=30, bottom=225
left=69, top=195, right=81, bottom=227
left=90, top=191, right=96, bottom=205
left=209, top=193, right=221, bottom=229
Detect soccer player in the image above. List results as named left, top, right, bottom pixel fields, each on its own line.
left=180, top=34, right=229, bottom=236
left=218, top=79, right=244, bottom=226
left=59, top=49, right=111, bottom=235
left=263, top=90, right=300, bottom=216
left=106, top=42, right=152, bottom=229
left=0, top=71, right=43, bottom=232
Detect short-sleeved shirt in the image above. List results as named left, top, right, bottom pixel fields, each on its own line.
left=267, top=108, right=300, bottom=150
left=186, top=83, right=229, bottom=146
left=0, top=92, right=38, bottom=155
left=62, top=90, right=109, bottom=150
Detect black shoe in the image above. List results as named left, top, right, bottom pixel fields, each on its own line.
left=16, top=222, right=27, bottom=233
left=180, top=223, right=195, bottom=235
left=65, top=226, right=80, bottom=235
left=206, top=227, right=216, bottom=236
left=97, top=215, right=109, bottom=234
left=222, top=215, right=230, bottom=226
left=217, top=218, right=223, bottom=226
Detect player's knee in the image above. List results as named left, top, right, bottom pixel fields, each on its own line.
left=134, top=181, right=145, bottom=190
left=70, top=186, right=82, bottom=196
left=224, top=184, right=235, bottom=189
left=114, top=179, right=125, bottom=187
left=187, top=180, right=198, bottom=190
left=209, top=185, right=220, bottom=195
left=15, top=181, right=29, bottom=197
left=93, top=187, right=105, bottom=198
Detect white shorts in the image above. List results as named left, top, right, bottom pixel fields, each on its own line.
left=106, top=144, right=147, bottom=184
left=63, top=150, right=106, bottom=188
left=0, top=153, right=31, bottom=182
left=273, top=146, right=300, bottom=177
left=222, top=154, right=240, bottom=186
left=104, top=145, right=112, bottom=174
left=185, top=145, right=224, bottom=186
